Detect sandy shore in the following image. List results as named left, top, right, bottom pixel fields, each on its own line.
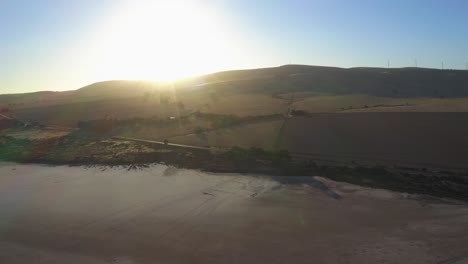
left=1, top=162, right=468, bottom=264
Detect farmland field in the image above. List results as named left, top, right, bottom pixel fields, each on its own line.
left=278, top=113, right=468, bottom=168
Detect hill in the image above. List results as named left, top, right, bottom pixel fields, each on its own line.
left=0, top=65, right=467, bottom=125
left=2, top=64, right=468, bottom=102
left=2, top=65, right=468, bottom=199
left=1, top=65, right=468, bottom=168
left=195, top=65, right=468, bottom=97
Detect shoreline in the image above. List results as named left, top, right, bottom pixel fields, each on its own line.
left=1, top=124, right=468, bottom=203
left=1, top=134, right=468, bottom=203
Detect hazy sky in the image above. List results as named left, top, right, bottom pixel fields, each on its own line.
left=1, top=0, right=468, bottom=93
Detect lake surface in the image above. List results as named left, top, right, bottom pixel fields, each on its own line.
left=1, top=162, right=468, bottom=264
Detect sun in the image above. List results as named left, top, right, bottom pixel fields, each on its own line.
left=89, top=0, right=240, bottom=82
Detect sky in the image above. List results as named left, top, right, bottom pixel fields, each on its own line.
left=1, top=0, right=468, bottom=94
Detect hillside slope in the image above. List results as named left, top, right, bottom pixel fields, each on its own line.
left=1, top=65, right=468, bottom=127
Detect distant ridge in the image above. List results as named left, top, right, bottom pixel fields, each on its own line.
left=2, top=64, right=468, bottom=99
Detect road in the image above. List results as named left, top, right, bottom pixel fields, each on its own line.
left=0, top=113, right=12, bottom=120
left=112, top=136, right=212, bottom=151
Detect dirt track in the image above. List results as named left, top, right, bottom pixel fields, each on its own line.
left=1, top=163, right=468, bottom=264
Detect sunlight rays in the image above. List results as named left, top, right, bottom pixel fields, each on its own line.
left=89, top=0, right=241, bottom=82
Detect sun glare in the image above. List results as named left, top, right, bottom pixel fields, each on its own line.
left=89, top=0, right=239, bottom=82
